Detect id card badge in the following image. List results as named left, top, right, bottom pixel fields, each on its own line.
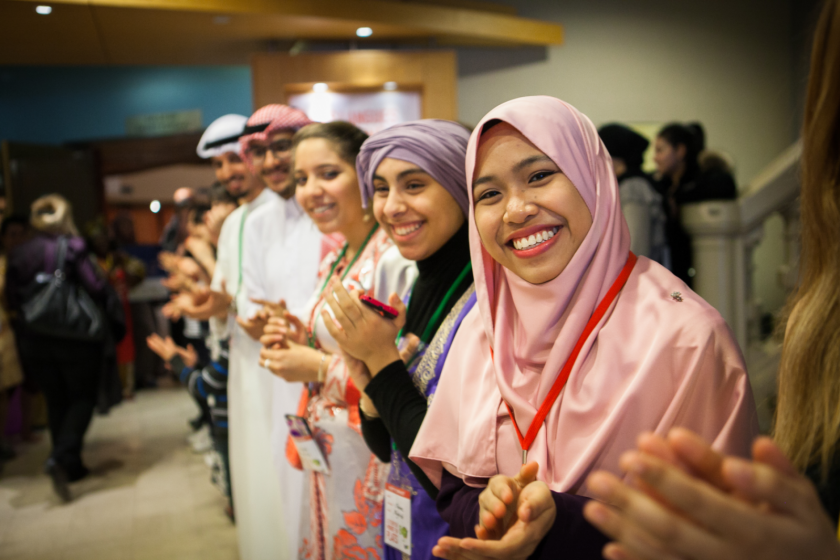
left=384, top=483, right=411, bottom=554
left=285, top=414, right=330, bottom=474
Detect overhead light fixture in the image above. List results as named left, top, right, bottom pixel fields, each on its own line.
left=35, top=5, right=52, bottom=15
left=150, top=200, right=161, bottom=214
left=383, top=82, right=398, bottom=91
left=313, top=82, right=328, bottom=93
left=356, top=27, right=373, bottom=38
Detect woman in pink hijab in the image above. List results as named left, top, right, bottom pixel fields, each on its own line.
left=409, top=96, right=758, bottom=559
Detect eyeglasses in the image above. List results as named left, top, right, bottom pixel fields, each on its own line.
left=245, top=139, right=293, bottom=164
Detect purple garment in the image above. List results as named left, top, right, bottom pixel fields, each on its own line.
left=438, top=470, right=609, bottom=559
left=384, top=292, right=476, bottom=560
left=356, top=120, right=471, bottom=215
left=5, top=233, right=107, bottom=315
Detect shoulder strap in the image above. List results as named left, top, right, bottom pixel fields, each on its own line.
left=55, top=236, right=68, bottom=273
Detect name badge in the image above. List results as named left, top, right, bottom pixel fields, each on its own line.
left=285, top=414, right=330, bottom=473
left=384, top=483, right=411, bottom=554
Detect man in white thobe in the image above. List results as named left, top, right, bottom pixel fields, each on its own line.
left=233, top=105, right=325, bottom=560
left=188, top=115, right=281, bottom=559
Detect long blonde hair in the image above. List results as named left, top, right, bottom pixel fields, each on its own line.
left=775, top=0, right=840, bottom=475
left=30, top=194, right=79, bottom=237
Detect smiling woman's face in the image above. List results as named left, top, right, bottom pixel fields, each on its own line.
left=293, top=138, right=364, bottom=235
left=372, top=157, right=464, bottom=262
left=472, top=122, right=592, bottom=284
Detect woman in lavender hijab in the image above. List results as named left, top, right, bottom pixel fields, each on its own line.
left=321, top=119, right=474, bottom=559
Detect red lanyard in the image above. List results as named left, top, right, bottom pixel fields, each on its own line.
left=500, top=252, right=637, bottom=464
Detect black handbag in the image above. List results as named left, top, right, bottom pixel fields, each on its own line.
left=20, top=236, right=105, bottom=342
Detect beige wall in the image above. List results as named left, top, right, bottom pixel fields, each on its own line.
left=456, top=0, right=797, bottom=315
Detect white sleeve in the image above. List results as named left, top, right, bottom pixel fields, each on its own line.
left=241, top=214, right=266, bottom=320
left=372, top=244, right=418, bottom=303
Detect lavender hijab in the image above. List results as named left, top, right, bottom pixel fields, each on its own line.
left=356, top=120, right=471, bottom=214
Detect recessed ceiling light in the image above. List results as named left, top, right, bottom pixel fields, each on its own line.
left=313, top=83, right=328, bottom=93
left=356, top=27, right=373, bottom=38
left=150, top=200, right=161, bottom=214
left=383, top=82, right=398, bottom=91
left=35, top=5, right=52, bottom=15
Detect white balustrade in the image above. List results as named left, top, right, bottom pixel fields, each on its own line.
left=682, top=141, right=801, bottom=432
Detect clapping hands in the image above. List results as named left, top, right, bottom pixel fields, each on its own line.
left=146, top=333, right=198, bottom=369
left=582, top=429, right=840, bottom=560
left=433, top=462, right=557, bottom=560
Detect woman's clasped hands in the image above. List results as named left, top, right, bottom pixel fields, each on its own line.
left=258, top=308, right=324, bottom=383
left=582, top=428, right=840, bottom=560
left=434, top=462, right=557, bottom=560
left=319, top=278, right=407, bottom=377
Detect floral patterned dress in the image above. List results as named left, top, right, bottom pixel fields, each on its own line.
left=287, top=225, right=417, bottom=560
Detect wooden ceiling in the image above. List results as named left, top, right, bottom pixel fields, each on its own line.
left=0, top=0, right=563, bottom=65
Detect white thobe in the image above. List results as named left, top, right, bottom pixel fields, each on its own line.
left=209, top=187, right=284, bottom=560
left=239, top=195, right=323, bottom=560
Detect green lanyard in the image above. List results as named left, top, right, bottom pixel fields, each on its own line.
left=308, top=223, right=379, bottom=348
left=398, top=261, right=472, bottom=344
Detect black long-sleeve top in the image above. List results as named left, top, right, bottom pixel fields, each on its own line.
left=362, top=359, right=439, bottom=495
left=359, top=222, right=472, bottom=499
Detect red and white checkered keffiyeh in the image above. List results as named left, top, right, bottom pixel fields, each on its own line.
left=239, top=104, right=314, bottom=152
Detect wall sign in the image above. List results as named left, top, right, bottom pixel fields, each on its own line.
left=288, top=91, right=422, bottom=134
left=126, top=109, right=203, bottom=137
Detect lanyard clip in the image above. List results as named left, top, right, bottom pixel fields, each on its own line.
left=522, top=448, right=528, bottom=465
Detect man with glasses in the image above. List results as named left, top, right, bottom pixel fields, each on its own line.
left=232, top=105, right=326, bottom=560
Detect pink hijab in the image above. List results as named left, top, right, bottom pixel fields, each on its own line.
left=409, top=96, right=757, bottom=493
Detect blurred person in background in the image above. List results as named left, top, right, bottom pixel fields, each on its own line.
left=86, top=219, right=146, bottom=401
left=204, top=182, right=238, bottom=249
left=0, top=215, right=45, bottom=445
left=0, top=214, right=28, bottom=463
left=158, top=186, right=235, bottom=440
left=598, top=124, right=668, bottom=267
left=654, top=122, right=737, bottom=287
left=176, top=204, right=214, bottom=370
left=160, top=187, right=194, bottom=253
left=5, top=195, right=108, bottom=501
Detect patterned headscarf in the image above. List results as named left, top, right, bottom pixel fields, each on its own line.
left=239, top=104, right=313, bottom=152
